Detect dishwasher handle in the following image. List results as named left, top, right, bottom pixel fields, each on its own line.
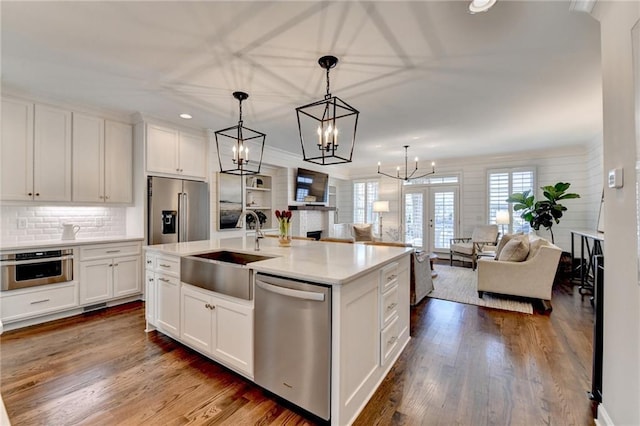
left=256, top=280, right=325, bottom=302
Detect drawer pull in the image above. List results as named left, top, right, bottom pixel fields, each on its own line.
left=146, top=260, right=153, bottom=264
left=30, top=299, right=50, bottom=305
left=386, top=302, right=397, bottom=312
left=387, top=335, right=397, bottom=346
left=204, top=303, right=215, bottom=310
left=106, top=250, right=121, bottom=253
left=159, top=263, right=171, bottom=268
left=386, top=274, right=397, bottom=282
left=148, top=278, right=154, bottom=282
left=158, top=277, right=170, bottom=283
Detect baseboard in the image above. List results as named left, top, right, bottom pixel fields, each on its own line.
left=595, top=404, right=615, bottom=426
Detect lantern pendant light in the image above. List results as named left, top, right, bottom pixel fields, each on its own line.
left=296, top=55, right=359, bottom=165
left=215, top=91, right=265, bottom=175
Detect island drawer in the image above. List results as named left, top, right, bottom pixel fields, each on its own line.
left=379, top=262, right=399, bottom=292
left=155, top=255, right=180, bottom=276
left=380, top=314, right=399, bottom=366
left=380, top=284, right=399, bottom=328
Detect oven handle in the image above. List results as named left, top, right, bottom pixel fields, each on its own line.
left=0, top=255, right=74, bottom=266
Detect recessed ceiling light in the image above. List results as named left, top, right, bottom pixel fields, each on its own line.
left=469, top=0, right=496, bottom=14
left=179, top=113, right=192, bottom=119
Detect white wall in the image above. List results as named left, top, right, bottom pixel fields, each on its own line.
left=350, top=144, right=599, bottom=252
left=591, top=2, right=640, bottom=425
left=0, top=205, right=127, bottom=242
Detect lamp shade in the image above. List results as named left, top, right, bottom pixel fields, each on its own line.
left=496, top=210, right=510, bottom=225
left=373, top=201, right=390, bottom=213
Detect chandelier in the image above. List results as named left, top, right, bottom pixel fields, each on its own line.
left=377, top=145, right=435, bottom=181
left=215, top=91, right=265, bottom=175
left=296, top=55, right=359, bottom=165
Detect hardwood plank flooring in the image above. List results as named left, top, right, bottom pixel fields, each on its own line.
left=1, top=277, right=595, bottom=425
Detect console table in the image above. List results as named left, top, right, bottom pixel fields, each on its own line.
left=570, top=229, right=604, bottom=300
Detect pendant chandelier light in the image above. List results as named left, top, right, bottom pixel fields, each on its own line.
left=296, top=55, right=359, bottom=165
left=215, top=91, right=265, bottom=175
left=377, top=145, right=436, bottom=181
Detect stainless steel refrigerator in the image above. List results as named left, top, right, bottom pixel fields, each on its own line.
left=147, top=176, right=210, bottom=245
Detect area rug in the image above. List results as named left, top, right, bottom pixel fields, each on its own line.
left=429, top=265, right=534, bottom=314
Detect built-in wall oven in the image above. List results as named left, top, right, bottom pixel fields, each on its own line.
left=1, top=249, right=74, bottom=291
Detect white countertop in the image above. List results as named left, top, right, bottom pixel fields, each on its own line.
left=0, top=236, right=145, bottom=252
left=145, top=237, right=413, bottom=285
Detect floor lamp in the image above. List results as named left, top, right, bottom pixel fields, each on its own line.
left=496, top=210, right=510, bottom=236
left=373, top=201, right=390, bottom=239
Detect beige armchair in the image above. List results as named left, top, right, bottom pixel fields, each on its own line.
left=449, top=225, right=499, bottom=270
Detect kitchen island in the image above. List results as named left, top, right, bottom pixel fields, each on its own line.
left=145, top=236, right=412, bottom=425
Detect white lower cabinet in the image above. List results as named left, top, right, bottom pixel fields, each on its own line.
left=0, top=281, right=79, bottom=323
left=144, top=269, right=157, bottom=327
left=157, top=273, right=180, bottom=337
left=79, top=242, right=142, bottom=305
left=181, top=284, right=253, bottom=377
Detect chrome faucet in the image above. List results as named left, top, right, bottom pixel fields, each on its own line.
left=236, top=210, right=264, bottom=251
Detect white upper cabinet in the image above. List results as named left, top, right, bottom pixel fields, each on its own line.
left=72, top=113, right=104, bottom=202
left=146, top=123, right=207, bottom=180
left=1, top=98, right=34, bottom=201
left=1, top=100, right=72, bottom=201
left=104, top=121, right=133, bottom=203
left=73, top=113, right=132, bottom=203
left=178, top=131, right=207, bottom=179
left=34, top=105, right=73, bottom=202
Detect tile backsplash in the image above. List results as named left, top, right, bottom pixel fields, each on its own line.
left=1, top=205, right=127, bottom=243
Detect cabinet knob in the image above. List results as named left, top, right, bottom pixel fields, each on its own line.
left=28, top=192, right=33, bottom=196
left=105, top=195, right=110, bottom=200
left=35, top=193, right=40, bottom=197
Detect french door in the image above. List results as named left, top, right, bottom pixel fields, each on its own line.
left=404, top=185, right=459, bottom=253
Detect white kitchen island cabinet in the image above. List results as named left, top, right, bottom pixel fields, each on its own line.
left=144, top=237, right=412, bottom=425
left=181, top=284, right=253, bottom=377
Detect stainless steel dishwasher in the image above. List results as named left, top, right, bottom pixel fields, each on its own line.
left=254, top=273, right=332, bottom=421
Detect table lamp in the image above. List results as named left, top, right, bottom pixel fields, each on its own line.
left=496, top=210, right=510, bottom=235
left=373, top=201, right=390, bottom=239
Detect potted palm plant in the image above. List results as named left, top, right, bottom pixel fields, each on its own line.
left=506, top=182, right=580, bottom=244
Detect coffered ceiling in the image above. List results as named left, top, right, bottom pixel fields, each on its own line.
left=1, top=1, right=602, bottom=171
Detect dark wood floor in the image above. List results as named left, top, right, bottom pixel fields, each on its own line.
left=1, top=274, right=596, bottom=425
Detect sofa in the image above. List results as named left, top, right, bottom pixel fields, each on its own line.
left=476, top=234, right=562, bottom=309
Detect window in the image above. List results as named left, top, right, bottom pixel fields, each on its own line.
left=488, top=168, right=535, bottom=234
left=353, top=180, right=379, bottom=225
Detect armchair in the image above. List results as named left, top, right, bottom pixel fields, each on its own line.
left=449, top=225, right=499, bottom=270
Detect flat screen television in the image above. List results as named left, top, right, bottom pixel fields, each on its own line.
left=295, top=168, right=329, bottom=203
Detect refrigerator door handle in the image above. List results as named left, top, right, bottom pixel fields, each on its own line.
left=177, top=192, right=185, bottom=242
left=182, top=192, right=188, bottom=241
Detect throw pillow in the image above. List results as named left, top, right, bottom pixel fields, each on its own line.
left=353, top=224, right=373, bottom=242
left=497, top=237, right=530, bottom=262
left=526, top=238, right=548, bottom=260
left=494, top=232, right=524, bottom=259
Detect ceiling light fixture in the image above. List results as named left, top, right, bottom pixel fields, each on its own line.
left=179, top=113, right=192, bottom=120
left=377, top=145, right=435, bottom=181
left=215, top=91, right=265, bottom=176
left=296, top=55, right=359, bottom=165
left=469, top=0, right=497, bottom=14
